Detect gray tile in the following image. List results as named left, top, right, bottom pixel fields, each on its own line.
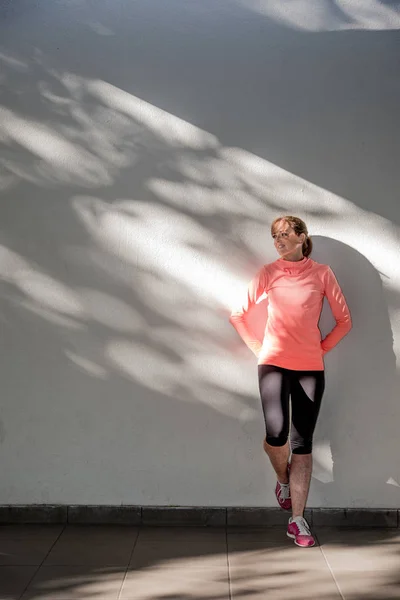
left=317, top=528, right=400, bottom=600
left=68, top=505, right=141, bottom=525
left=0, top=525, right=64, bottom=541
left=131, top=527, right=227, bottom=569
left=230, top=579, right=341, bottom=599
left=138, top=525, right=226, bottom=542
left=44, top=526, right=138, bottom=566
left=325, top=571, right=400, bottom=600
left=312, top=509, right=347, bottom=527
left=227, top=507, right=312, bottom=527
left=0, top=505, right=67, bottom=524
left=227, top=526, right=292, bottom=549
left=130, top=543, right=227, bottom=570
left=312, top=508, right=397, bottom=528
left=317, top=527, right=400, bottom=570
left=0, top=525, right=64, bottom=565
left=229, top=543, right=341, bottom=599
left=227, top=525, right=342, bottom=598
left=142, top=507, right=226, bottom=527
left=21, top=565, right=125, bottom=599
left=315, top=527, right=400, bottom=546
left=120, top=565, right=230, bottom=600
left=0, top=566, right=38, bottom=598
left=228, top=508, right=285, bottom=527
left=346, top=509, right=397, bottom=528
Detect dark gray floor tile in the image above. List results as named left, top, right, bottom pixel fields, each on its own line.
left=229, top=543, right=341, bottom=599
left=21, top=565, right=125, bottom=599
left=131, top=527, right=227, bottom=569
left=227, top=525, right=293, bottom=549
left=137, top=525, right=226, bottom=542
left=0, top=566, right=38, bottom=598
left=44, top=526, right=138, bottom=566
left=0, top=525, right=64, bottom=565
left=317, top=527, right=400, bottom=600
left=120, top=565, right=229, bottom=600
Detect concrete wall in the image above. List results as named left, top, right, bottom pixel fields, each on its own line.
left=0, top=0, right=399, bottom=507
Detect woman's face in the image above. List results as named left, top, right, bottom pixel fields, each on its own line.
left=272, top=220, right=305, bottom=258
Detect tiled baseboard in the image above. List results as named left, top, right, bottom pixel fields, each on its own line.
left=0, top=506, right=397, bottom=527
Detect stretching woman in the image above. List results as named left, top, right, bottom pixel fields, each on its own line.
left=230, top=216, right=352, bottom=547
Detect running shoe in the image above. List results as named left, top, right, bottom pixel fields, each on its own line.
left=287, top=516, right=315, bottom=547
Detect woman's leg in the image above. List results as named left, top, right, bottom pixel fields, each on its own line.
left=289, top=370, right=325, bottom=518
left=263, top=439, right=290, bottom=483
left=258, top=365, right=291, bottom=483
left=290, top=454, right=313, bottom=518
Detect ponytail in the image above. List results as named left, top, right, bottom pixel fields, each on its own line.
left=302, top=236, right=313, bottom=257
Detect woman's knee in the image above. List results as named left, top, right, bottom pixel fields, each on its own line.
left=264, top=435, right=288, bottom=449
left=291, top=439, right=313, bottom=455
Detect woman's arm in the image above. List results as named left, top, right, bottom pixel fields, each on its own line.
left=321, top=267, right=352, bottom=355
left=229, top=267, right=267, bottom=357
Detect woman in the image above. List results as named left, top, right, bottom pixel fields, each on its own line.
left=230, top=216, right=352, bottom=547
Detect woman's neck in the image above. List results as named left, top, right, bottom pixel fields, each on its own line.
left=281, top=252, right=304, bottom=262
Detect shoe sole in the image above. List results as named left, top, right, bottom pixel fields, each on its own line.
left=287, top=532, right=315, bottom=547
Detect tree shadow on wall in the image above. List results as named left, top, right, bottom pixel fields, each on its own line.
left=312, top=235, right=400, bottom=507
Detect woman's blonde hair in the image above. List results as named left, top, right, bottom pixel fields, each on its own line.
left=271, top=215, right=313, bottom=258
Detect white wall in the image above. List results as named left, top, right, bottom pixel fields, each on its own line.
left=0, top=0, right=399, bottom=508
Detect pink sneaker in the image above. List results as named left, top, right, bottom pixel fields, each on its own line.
left=287, top=516, right=315, bottom=547
left=275, top=479, right=291, bottom=511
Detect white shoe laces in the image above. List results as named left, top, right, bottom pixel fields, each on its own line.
left=292, top=517, right=312, bottom=536
left=278, top=482, right=290, bottom=502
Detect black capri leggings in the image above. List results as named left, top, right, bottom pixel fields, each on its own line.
left=258, top=364, right=325, bottom=455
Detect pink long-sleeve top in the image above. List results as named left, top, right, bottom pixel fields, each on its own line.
left=230, top=257, right=352, bottom=371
